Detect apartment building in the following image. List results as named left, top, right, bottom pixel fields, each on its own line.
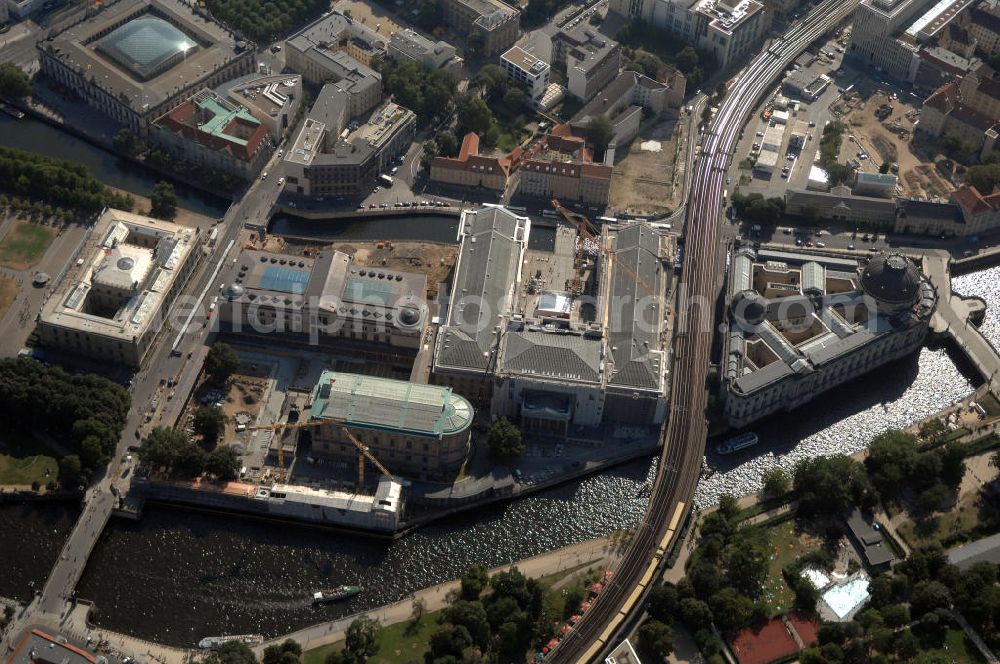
left=282, top=83, right=415, bottom=197
left=285, top=11, right=387, bottom=85
left=440, top=0, right=520, bottom=56
left=388, top=28, right=462, bottom=72
left=552, top=23, right=622, bottom=100
left=500, top=45, right=552, bottom=106
left=429, top=132, right=515, bottom=191
left=611, top=0, right=766, bottom=69
left=517, top=125, right=613, bottom=205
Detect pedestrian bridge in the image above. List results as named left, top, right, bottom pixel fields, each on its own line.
left=923, top=253, right=1000, bottom=394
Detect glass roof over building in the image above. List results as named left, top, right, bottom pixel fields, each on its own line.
left=95, top=16, right=198, bottom=81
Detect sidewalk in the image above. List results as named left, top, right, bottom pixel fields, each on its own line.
left=256, top=536, right=618, bottom=655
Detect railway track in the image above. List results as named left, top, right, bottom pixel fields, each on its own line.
left=547, top=2, right=859, bottom=661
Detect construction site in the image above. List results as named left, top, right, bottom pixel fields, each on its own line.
left=609, top=114, right=685, bottom=217
left=832, top=89, right=957, bottom=200
left=126, top=203, right=677, bottom=535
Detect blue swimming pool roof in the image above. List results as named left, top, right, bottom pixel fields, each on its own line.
left=258, top=266, right=310, bottom=293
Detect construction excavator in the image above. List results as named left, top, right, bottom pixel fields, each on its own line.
left=250, top=419, right=396, bottom=487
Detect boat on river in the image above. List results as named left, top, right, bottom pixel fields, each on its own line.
left=198, top=634, right=263, bottom=650
left=714, top=432, right=759, bottom=455
left=0, top=102, right=25, bottom=120
left=312, top=585, right=360, bottom=604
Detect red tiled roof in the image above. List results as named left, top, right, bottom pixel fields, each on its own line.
left=458, top=132, right=480, bottom=159
left=157, top=99, right=268, bottom=162
left=953, top=185, right=992, bottom=216
left=9, top=629, right=99, bottom=664
left=924, top=81, right=960, bottom=113
left=729, top=619, right=799, bottom=664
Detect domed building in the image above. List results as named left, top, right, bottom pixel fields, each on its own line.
left=860, top=253, right=921, bottom=308
left=721, top=247, right=937, bottom=428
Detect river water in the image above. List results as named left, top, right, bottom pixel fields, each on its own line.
left=0, top=502, right=79, bottom=602
left=0, top=119, right=996, bottom=645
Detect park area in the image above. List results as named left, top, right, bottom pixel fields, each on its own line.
left=0, top=219, right=56, bottom=270
left=0, top=429, right=59, bottom=487
left=759, top=518, right=823, bottom=616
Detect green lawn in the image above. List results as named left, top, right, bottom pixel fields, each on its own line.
left=0, top=429, right=58, bottom=486
left=760, top=519, right=823, bottom=616
left=896, top=491, right=995, bottom=549
left=0, top=221, right=56, bottom=269
left=918, top=628, right=988, bottom=663
left=303, top=610, right=444, bottom=664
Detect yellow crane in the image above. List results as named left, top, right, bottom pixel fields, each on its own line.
left=250, top=418, right=396, bottom=486
left=340, top=427, right=397, bottom=485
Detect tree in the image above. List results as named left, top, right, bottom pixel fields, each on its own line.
left=563, top=585, right=586, bottom=618
left=879, top=161, right=891, bottom=174
left=881, top=603, right=910, bottom=628
left=865, top=429, right=919, bottom=500
left=676, top=46, right=700, bottom=72
left=205, top=642, right=257, bottom=664
left=647, top=583, right=680, bottom=623
left=637, top=620, right=674, bottom=661
left=762, top=467, right=790, bottom=498
left=589, top=11, right=603, bottom=24
left=918, top=482, right=952, bottom=513
left=344, top=616, right=380, bottom=660
left=724, top=538, right=769, bottom=596
left=205, top=342, right=240, bottom=384
left=964, top=163, right=1000, bottom=194
left=174, top=441, right=207, bottom=478
left=708, top=588, right=756, bottom=631
left=679, top=598, right=714, bottom=631
left=910, top=580, right=951, bottom=617
left=194, top=405, right=226, bottom=442
left=262, top=640, right=301, bottom=664
left=205, top=445, right=241, bottom=480
left=140, top=427, right=189, bottom=470
left=456, top=95, right=493, bottom=136
left=113, top=129, right=141, bottom=156
left=0, top=63, right=31, bottom=98
left=586, top=115, right=614, bottom=161
left=472, top=64, right=508, bottom=100
left=443, top=600, right=491, bottom=649
left=420, top=141, right=439, bottom=172
left=149, top=181, right=178, bottom=220
left=502, top=86, right=528, bottom=112
left=794, top=455, right=873, bottom=515
left=487, top=418, right=523, bottom=463
left=461, top=565, right=489, bottom=600
left=59, top=455, right=83, bottom=488
left=428, top=624, right=473, bottom=660
left=436, top=131, right=460, bottom=158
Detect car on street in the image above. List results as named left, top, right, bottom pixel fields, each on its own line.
left=726, top=177, right=731, bottom=185
left=869, top=246, right=880, bottom=252
left=848, top=244, right=856, bottom=250
left=261, top=172, right=268, bottom=180
left=805, top=240, right=814, bottom=247
left=816, top=241, right=826, bottom=248
left=795, top=238, right=803, bottom=245
left=277, top=176, right=285, bottom=185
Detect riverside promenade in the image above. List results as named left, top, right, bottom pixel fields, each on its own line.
left=253, top=537, right=619, bottom=656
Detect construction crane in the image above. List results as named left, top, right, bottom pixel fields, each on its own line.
left=551, top=198, right=598, bottom=239
left=251, top=417, right=344, bottom=470
left=340, top=427, right=397, bottom=485
left=250, top=418, right=396, bottom=486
